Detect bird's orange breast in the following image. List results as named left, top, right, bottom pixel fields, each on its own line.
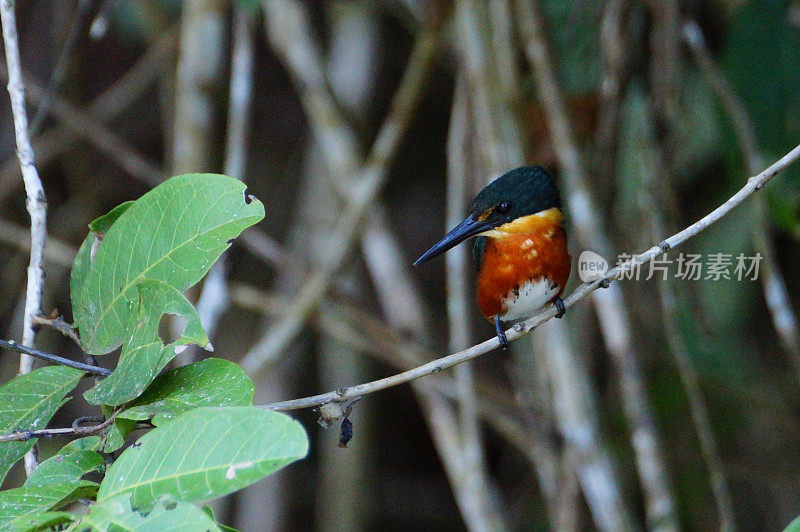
left=476, top=209, right=571, bottom=320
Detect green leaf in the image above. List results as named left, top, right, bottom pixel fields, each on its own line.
left=202, top=506, right=239, bottom=532
left=59, top=436, right=102, bottom=453
left=100, top=418, right=136, bottom=454
left=25, top=450, right=104, bottom=488
left=120, top=358, right=254, bottom=426
left=88, top=201, right=135, bottom=234
left=97, top=407, right=309, bottom=508
left=83, top=280, right=210, bottom=407
left=9, top=511, right=76, bottom=532
left=0, top=444, right=103, bottom=530
left=71, top=173, right=264, bottom=354
left=0, top=366, right=84, bottom=483
left=68, top=494, right=220, bottom=532
left=785, top=515, right=800, bottom=532
left=70, top=202, right=135, bottom=318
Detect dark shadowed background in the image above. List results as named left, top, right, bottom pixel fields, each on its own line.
left=1, top=0, right=800, bottom=530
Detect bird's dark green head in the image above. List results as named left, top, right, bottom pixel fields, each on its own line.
left=414, top=165, right=562, bottom=265
left=468, top=165, right=561, bottom=226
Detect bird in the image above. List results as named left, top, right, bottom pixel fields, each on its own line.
left=414, top=165, right=571, bottom=349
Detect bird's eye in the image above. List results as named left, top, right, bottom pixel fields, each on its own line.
left=496, top=201, right=512, bottom=215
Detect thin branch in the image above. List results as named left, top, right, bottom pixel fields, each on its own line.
left=0, top=410, right=120, bottom=443
left=0, top=339, right=110, bottom=376
left=239, top=12, right=442, bottom=373
left=1, top=0, right=47, bottom=374
left=515, top=2, right=679, bottom=527
left=232, top=282, right=559, bottom=488
left=683, top=20, right=800, bottom=389
left=32, top=315, right=81, bottom=346
left=260, top=143, right=800, bottom=413
left=1, top=0, right=49, bottom=475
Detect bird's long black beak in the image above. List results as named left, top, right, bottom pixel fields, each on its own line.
left=414, top=215, right=494, bottom=266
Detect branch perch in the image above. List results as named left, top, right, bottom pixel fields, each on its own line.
left=261, top=143, right=800, bottom=411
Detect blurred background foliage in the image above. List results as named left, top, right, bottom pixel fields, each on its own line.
left=0, top=0, right=800, bottom=530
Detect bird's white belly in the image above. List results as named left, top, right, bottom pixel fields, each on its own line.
left=499, top=277, right=559, bottom=322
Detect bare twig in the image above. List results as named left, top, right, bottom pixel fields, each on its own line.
left=1, top=0, right=47, bottom=374
left=1, top=0, right=49, bottom=475
left=234, top=279, right=584, bottom=466
left=0, top=409, right=120, bottom=443
left=32, top=315, right=81, bottom=346
left=515, top=2, right=679, bottom=527
left=683, top=20, right=800, bottom=390
left=260, top=141, right=800, bottom=417
left=0, top=339, right=109, bottom=376
left=240, top=12, right=442, bottom=373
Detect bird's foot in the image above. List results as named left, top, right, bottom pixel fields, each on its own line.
left=554, top=297, right=566, bottom=318
left=494, top=315, right=509, bottom=351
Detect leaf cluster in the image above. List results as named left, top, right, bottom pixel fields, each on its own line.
left=0, top=175, right=308, bottom=531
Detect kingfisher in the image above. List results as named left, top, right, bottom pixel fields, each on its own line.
left=414, top=166, right=571, bottom=348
